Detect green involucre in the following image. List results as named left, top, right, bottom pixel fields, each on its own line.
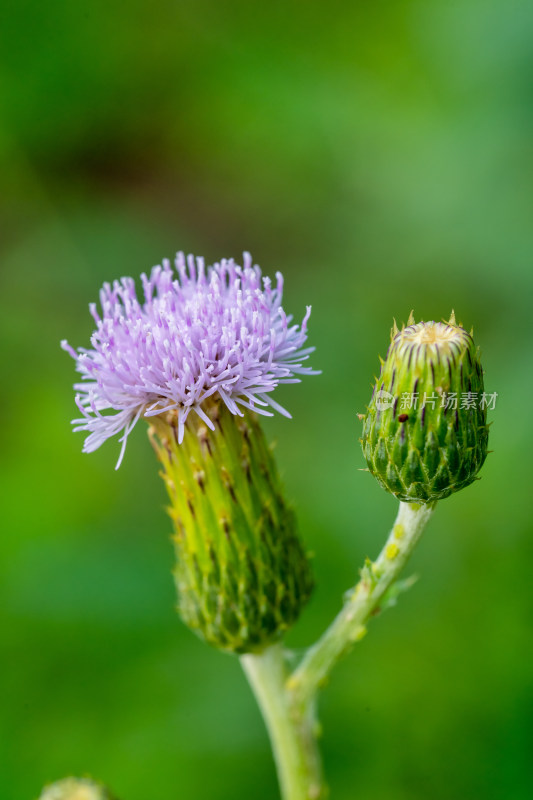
left=149, top=403, right=313, bottom=654
left=361, top=315, right=489, bottom=502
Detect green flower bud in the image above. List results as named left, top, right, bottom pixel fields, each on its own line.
left=38, top=778, right=116, bottom=800
left=361, top=312, right=489, bottom=503
left=148, top=402, right=314, bottom=654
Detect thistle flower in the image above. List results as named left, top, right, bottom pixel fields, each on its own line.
left=62, top=252, right=316, bottom=468
left=361, top=312, right=489, bottom=503
left=63, top=253, right=317, bottom=653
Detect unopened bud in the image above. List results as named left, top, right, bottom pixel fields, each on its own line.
left=361, top=313, right=489, bottom=502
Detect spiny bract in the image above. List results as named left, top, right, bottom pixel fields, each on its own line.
left=149, top=402, right=314, bottom=653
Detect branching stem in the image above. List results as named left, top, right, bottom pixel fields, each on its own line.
left=288, top=501, right=435, bottom=708
left=242, top=501, right=436, bottom=800
left=241, top=644, right=325, bottom=800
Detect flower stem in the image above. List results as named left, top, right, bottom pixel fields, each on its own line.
left=241, top=643, right=326, bottom=800
left=287, top=501, right=436, bottom=708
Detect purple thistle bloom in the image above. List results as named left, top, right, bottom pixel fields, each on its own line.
left=62, top=252, right=318, bottom=468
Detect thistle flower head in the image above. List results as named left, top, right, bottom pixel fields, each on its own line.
left=361, top=312, right=490, bottom=503
left=62, top=252, right=317, bottom=467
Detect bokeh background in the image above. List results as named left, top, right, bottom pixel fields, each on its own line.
left=1, top=1, right=533, bottom=798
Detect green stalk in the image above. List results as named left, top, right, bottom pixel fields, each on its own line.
left=241, top=644, right=326, bottom=800
left=287, top=501, right=435, bottom=708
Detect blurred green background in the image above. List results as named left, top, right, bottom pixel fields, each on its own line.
left=1, top=1, right=532, bottom=798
